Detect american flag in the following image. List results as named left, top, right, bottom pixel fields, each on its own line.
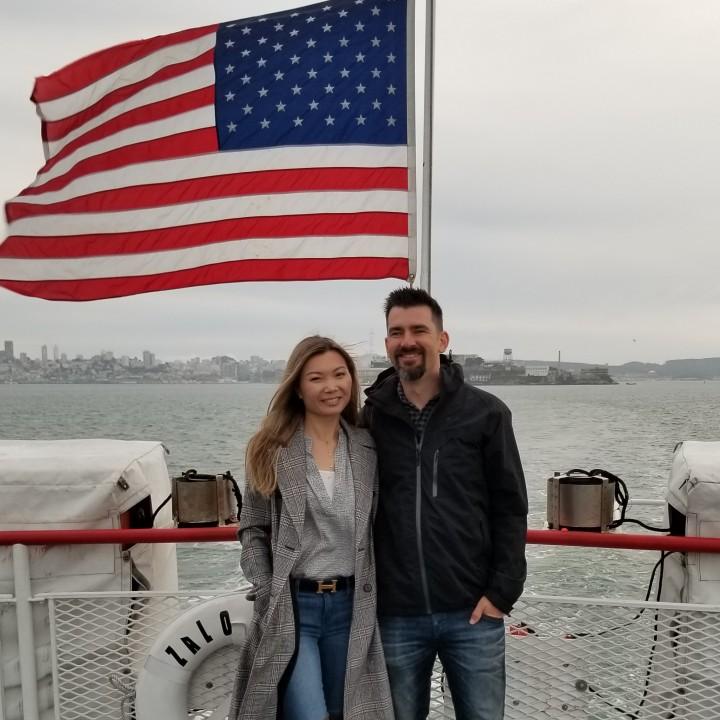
left=1, top=0, right=413, bottom=301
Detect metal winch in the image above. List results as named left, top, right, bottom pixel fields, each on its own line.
left=546, top=469, right=616, bottom=532
left=171, top=469, right=241, bottom=527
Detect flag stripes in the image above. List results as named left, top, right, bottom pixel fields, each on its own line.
left=2, top=0, right=413, bottom=302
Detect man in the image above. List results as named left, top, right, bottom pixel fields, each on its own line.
left=362, top=287, right=528, bottom=720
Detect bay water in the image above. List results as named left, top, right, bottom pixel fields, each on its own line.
left=2, top=380, right=719, bottom=598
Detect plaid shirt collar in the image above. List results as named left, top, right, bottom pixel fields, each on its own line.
left=397, top=379, right=440, bottom=436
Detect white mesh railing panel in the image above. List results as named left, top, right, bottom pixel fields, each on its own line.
left=506, top=596, right=720, bottom=720
left=1, top=589, right=716, bottom=720
left=50, top=594, right=233, bottom=720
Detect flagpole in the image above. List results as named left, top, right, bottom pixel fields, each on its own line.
left=418, top=0, right=435, bottom=293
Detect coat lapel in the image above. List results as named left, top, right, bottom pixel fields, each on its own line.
left=275, top=424, right=307, bottom=541
left=344, top=420, right=375, bottom=549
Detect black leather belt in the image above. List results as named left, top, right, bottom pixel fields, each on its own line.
left=293, top=576, right=354, bottom=593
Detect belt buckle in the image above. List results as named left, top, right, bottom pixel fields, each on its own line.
left=316, top=579, right=337, bottom=593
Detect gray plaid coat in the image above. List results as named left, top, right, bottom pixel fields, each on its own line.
left=228, top=421, right=394, bottom=720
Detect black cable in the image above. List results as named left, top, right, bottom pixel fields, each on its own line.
left=224, top=471, right=243, bottom=518
left=150, top=493, right=172, bottom=524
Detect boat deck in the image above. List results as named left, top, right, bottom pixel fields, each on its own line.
left=3, top=530, right=720, bottom=719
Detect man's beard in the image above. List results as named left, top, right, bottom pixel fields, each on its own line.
left=394, top=350, right=426, bottom=381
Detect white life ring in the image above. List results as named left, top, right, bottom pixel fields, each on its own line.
left=135, top=593, right=254, bottom=719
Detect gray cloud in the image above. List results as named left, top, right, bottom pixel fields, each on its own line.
left=2, top=0, right=719, bottom=365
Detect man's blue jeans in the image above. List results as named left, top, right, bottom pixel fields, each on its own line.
left=379, top=610, right=506, bottom=720
left=282, top=586, right=353, bottom=720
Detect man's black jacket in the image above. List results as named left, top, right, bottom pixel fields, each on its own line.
left=362, top=357, right=528, bottom=616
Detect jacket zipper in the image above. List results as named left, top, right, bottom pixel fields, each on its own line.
left=415, top=432, right=432, bottom=615
left=432, top=449, right=439, bottom=498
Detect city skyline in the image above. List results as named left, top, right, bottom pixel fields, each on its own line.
left=2, top=337, right=719, bottom=368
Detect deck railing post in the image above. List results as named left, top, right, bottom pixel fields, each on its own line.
left=12, top=544, right=40, bottom=720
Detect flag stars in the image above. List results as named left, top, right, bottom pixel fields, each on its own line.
left=340, top=99, right=351, bottom=109
left=290, top=29, right=300, bottom=37
left=371, top=5, right=381, bottom=15
left=307, top=38, right=317, bottom=48
left=323, top=4, right=332, bottom=10
left=227, top=121, right=237, bottom=132
left=324, top=83, right=335, bottom=93
left=308, top=68, right=318, bottom=79
left=338, top=9, right=348, bottom=17
left=372, top=98, right=382, bottom=109
left=241, top=49, right=251, bottom=57
left=356, top=114, right=367, bottom=125
left=371, top=37, right=381, bottom=47
left=371, top=68, right=381, bottom=78
left=225, top=91, right=236, bottom=101
left=241, top=26, right=251, bottom=35
left=291, top=84, right=302, bottom=95
left=225, top=64, right=235, bottom=74
left=387, top=84, right=396, bottom=95
left=309, top=99, right=320, bottom=109
left=276, top=101, right=286, bottom=112
left=273, top=42, right=283, bottom=51
left=274, top=22, right=284, bottom=31
left=340, top=67, right=351, bottom=78
left=323, top=23, right=332, bottom=32
left=274, top=70, right=285, bottom=80
left=306, top=15, right=316, bottom=23
left=387, top=21, right=396, bottom=32
left=258, top=36, right=268, bottom=45
left=290, top=54, right=301, bottom=64
left=258, top=87, right=269, bottom=97
left=387, top=52, right=396, bottom=63
left=387, top=116, right=397, bottom=126
left=325, top=115, right=335, bottom=125
left=356, top=52, right=366, bottom=62
left=339, top=36, right=350, bottom=47
left=355, top=21, right=365, bottom=31
left=324, top=52, right=333, bottom=63
left=257, top=57, right=267, bottom=68
left=355, top=83, right=366, bottom=93
left=293, top=116, right=304, bottom=126
left=260, top=118, right=271, bottom=128
left=225, top=39, right=235, bottom=49
left=240, top=74, right=251, bottom=84
left=242, top=104, right=253, bottom=114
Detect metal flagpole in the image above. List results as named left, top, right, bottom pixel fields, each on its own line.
left=418, top=0, right=435, bottom=292
left=405, top=0, right=418, bottom=286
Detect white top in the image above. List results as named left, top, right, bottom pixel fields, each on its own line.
left=318, top=469, right=336, bottom=501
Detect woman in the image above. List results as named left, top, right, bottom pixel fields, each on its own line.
left=229, top=336, right=394, bottom=720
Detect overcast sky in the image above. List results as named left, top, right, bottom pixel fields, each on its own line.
left=2, top=0, right=719, bottom=365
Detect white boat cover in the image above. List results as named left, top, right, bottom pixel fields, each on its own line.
left=0, top=439, right=178, bottom=720
left=644, top=440, right=720, bottom=719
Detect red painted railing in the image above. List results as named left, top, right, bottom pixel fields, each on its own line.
left=1, top=527, right=720, bottom=553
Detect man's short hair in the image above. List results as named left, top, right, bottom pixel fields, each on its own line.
left=384, top=287, right=444, bottom=330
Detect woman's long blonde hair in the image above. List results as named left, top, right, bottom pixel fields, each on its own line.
left=245, top=336, right=360, bottom=497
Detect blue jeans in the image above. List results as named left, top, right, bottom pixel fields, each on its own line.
left=379, top=610, right=506, bottom=720
left=282, top=586, right=353, bottom=720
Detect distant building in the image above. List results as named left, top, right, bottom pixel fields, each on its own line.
left=143, top=351, right=155, bottom=368
left=3, top=341, right=14, bottom=361
left=53, top=345, right=59, bottom=362
left=580, top=366, right=610, bottom=380
left=41, top=345, right=48, bottom=364
left=526, top=365, right=550, bottom=377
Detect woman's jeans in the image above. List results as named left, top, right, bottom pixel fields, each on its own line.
left=379, top=610, right=506, bottom=720
left=282, top=585, right=353, bottom=720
